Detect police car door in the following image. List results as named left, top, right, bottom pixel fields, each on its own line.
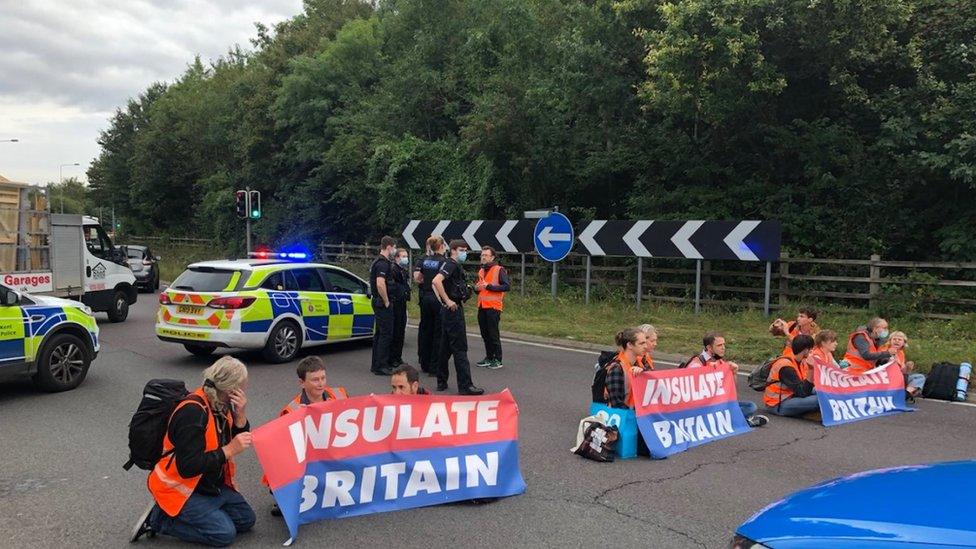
left=0, top=285, right=27, bottom=372
left=319, top=268, right=374, bottom=340
left=289, top=268, right=329, bottom=346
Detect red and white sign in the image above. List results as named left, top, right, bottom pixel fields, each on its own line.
left=1, top=272, right=54, bottom=293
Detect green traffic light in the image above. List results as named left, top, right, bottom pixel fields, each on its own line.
left=251, top=210, right=261, bottom=219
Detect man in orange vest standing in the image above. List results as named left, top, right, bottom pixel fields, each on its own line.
left=131, top=356, right=255, bottom=546
left=475, top=246, right=510, bottom=370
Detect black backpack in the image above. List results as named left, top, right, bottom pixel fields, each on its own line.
left=677, top=354, right=701, bottom=368
left=123, top=379, right=193, bottom=471
left=591, top=351, right=621, bottom=403
left=747, top=357, right=781, bottom=392
left=922, top=362, right=961, bottom=401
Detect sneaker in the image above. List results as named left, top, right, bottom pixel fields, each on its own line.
left=747, top=414, right=769, bottom=428
left=476, top=358, right=491, bottom=367
left=486, top=360, right=503, bottom=370
left=129, top=501, right=156, bottom=543
left=270, top=503, right=282, bottom=517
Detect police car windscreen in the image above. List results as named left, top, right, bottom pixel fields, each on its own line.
left=170, top=268, right=238, bottom=292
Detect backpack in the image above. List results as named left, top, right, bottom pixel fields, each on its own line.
left=677, top=354, right=701, bottom=369
left=123, top=379, right=193, bottom=471
left=747, top=357, right=780, bottom=392
left=922, top=362, right=961, bottom=401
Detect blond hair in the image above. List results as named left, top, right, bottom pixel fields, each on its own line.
left=202, top=356, right=248, bottom=407
left=637, top=324, right=657, bottom=337
left=889, top=330, right=908, bottom=348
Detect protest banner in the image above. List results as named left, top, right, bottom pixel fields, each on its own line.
left=631, top=365, right=751, bottom=458
left=814, top=362, right=914, bottom=426
left=253, top=390, right=526, bottom=542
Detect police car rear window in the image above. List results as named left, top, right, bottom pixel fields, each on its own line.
left=171, top=268, right=238, bottom=292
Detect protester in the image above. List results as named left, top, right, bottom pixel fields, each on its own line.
left=414, top=235, right=447, bottom=376
left=842, top=317, right=893, bottom=375
left=475, top=246, right=510, bottom=370
left=432, top=239, right=484, bottom=395
left=369, top=236, right=398, bottom=376
left=599, top=328, right=647, bottom=409
left=810, top=330, right=841, bottom=368
left=265, top=356, right=348, bottom=516
left=131, top=356, right=255, bottom=546
left=636, top=324, right=657, bottom=371
left=770, top=307, right=820, bottom=358
left=390, top=247, right=412, bottom=369
left=686, top=332, right=769, bottom=427
left=764, top=335, right=819, bottom=417
left=391, top=364, right=430, bottom=395
left=885, top=331, right=925, bottom=398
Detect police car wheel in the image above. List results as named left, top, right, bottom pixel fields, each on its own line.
left=183, top=344, right=216, bottom=357
left=33, top=333, right=91, bottom=392
left=107, top=291, right=129, bottom=323
left=263, top=320, right=301, bottom=363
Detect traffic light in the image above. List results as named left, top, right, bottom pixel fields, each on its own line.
left=248, top=190, right=261, bottom=219
left=235, top=190, right=248, bottom=219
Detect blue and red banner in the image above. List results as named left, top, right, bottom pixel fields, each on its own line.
left=813, top=362, right=914, bottom=426
left=631, top=365, right=751, bottom=458
left=253, top=390, right=526, bottom=541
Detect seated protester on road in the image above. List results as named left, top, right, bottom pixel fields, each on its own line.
left=769, top=307, right=820, bottom=359
left=810, top=330, right=841, bottom=368
left=686, top=332, right=769, bottom=427
left=636, top=324, right=657, bottom=371
left=764, top=335, right=819, bottom=417
left=391, top=364, right=430, bottom=395
left=131, top=356, right=255, bottom=547
left=264, top=356, right=348, bottom=516
left=884, top=331, right=925, bottom=399
left=842, top=317, right=893, bottom=375
left=599, top=328, right=647, bottom=409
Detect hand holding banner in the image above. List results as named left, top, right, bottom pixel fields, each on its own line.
left=814, top=362, right=914, bottom=426
left=631, top=365, right=751, bottom=458
left=253, top=390, right=526, bottom=541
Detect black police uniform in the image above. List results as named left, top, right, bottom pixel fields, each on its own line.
left=389, top=259, right=411, bottom=367
left=436, top=257, right=480, bottom=393
left=414, top=253, right=446, bottom=374
left=369, top=254, right=395, bottom=375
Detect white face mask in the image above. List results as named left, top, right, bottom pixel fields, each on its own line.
left=397, top=257, right=409, bottom=267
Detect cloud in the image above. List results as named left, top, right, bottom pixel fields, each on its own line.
left=0, top=0, right=302, bottom=183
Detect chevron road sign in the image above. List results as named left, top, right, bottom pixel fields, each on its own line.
left=576, top=220, right=781, bottom=261
left=401, top=219, right=536, bottom=253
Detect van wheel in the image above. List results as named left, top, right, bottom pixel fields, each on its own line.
left=107, top=291, right=129, bottom=322
left=33, top=333, right=92, bottom=392
left=184, top=344, right=216, bottom=357
left=263, top=320, right=302, bottom=363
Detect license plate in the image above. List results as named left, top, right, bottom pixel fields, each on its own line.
left=177, top=305, right=204, bottom=315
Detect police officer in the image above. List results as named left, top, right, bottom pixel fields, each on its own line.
left=413, top=235, right=446, bottom=376
left=431, top=239, right=484, bottom=395
left=369, top=236, right=397, bottom=376
left=389, top=247, right=411, bottom=369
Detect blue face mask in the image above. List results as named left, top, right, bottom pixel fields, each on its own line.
left=878, top=329, right=889, bottom=340
left=457, top=251, right=468, bottom=263
left=398, top=257, right=409, bottom=267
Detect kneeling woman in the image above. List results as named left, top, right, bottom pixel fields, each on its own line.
left=132, top=356, right=256, bottom=547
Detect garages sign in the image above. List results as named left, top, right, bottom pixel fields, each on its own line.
left=1, top=272, right=54, bottom=293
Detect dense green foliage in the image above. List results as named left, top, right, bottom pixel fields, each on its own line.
left=88, top=0, right=976, bottom=260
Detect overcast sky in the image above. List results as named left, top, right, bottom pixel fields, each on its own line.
left=0, top=0, right=302, bottom=185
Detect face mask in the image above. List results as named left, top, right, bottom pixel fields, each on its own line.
left=878, top=329, right=889, bottom=340
left=457, top=251, right=468, bottom=263
left=398, top=257, right=409, bottom=267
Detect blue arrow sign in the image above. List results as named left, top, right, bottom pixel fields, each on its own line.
left=533, top=212, right=574, bottom=262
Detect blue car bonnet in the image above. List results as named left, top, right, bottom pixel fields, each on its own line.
left=737, top=460, right=976, bottom=547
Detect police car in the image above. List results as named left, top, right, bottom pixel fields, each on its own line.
left=0, top=283, right=100, bottom=392
left=731, top=460, right=976, bottom=548
left=155, top=252, right=375, bottom=362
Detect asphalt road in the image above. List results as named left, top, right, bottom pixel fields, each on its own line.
left=2, top=295, right=975, bottom=549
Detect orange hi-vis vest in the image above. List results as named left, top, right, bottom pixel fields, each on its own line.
left=262, top=386, right=349, bottom=488
left=603, top=352, right=640, bottom=408
left=843, top=329, right=879, bottom=375
left=810, top=346, right=836, bottom=367
left=781, top=321, right=819, bottom=359
left=764, top=357, right=808, bottom=408
left=638, top=353, right=654, bottom=371
left=148, top=388, right=237, bottom=517
left=477, top=264, right=504, bottom=311
left=880, top=346, right=907, bottom=371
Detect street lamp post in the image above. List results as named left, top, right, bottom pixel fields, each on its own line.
left=58, top=163, right=80, bottom=214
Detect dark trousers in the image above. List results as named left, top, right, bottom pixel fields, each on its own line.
left=391, top=298, right=407, bottom=365
left=371, top=304, right=394, bottom=373
left=477, top=307, right=503, bottom=361
left=437, top=305, right=474, bottom=390
left=152, top=489, right=255, bottom=547
left=417, top=292, right=442, bottom=373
